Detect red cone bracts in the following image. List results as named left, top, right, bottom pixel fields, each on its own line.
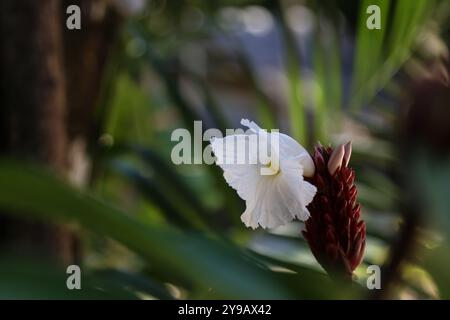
left=302, top=143, right=365, bottom=278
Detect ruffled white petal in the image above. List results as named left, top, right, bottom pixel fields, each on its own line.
left=211, top=135, right=260, bottom=200
left=210, top=119, right=317, bottom=229
left=273, top=132, right=315, bottom=177
left=241, top=119, right=261, bottom=133
left=241, top=118, right=314, bottom=177
left=240, top=159, right=316, bottom=229
left=277, top=158, right=316, bottom=221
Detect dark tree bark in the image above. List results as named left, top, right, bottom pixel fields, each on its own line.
left=0, top=0, right=74, bottom=265
left=0, top=0, right=122, bottom=266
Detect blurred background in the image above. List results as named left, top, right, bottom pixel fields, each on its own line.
left=0, top=0, right=450, bottom=299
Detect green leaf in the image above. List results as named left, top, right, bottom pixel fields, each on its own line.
left=351, top=0, right=390, bottom=108
left=351, top=0, right=434, bottom=109
left=0, top=258, right=138, bottom=300
left=92, top=269, right=175, bottom=300
left=0, top=160, right=291, bottom=299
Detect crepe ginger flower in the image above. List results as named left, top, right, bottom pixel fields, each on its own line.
left=303, top=143, right=366, bottom=277
left=210, top=119, right=317, bottom=229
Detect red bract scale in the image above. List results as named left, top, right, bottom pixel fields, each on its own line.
left=302, top=144, right=365, bottom=278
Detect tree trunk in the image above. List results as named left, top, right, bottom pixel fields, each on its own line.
left=0, top=0, right=121, bottom=267
left=0, top=0, right=74, bottom=265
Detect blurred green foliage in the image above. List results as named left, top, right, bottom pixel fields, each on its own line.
left=1, top=0, right=450, bottom=299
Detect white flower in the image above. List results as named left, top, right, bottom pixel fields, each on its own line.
left=210, top=119, right=317, bottom=229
